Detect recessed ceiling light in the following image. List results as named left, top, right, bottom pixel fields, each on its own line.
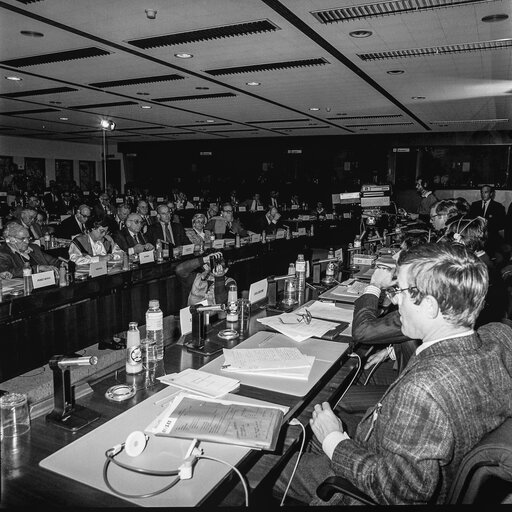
left=387, top=69, right=405, bottom=75
left=140, top=105, right=152, bottom=109
left=20, top=30, right=44, bottom=37
left=136, top=92, right=150, bottom=96
left=5, top=76, right=22, bottom=81
left=59, top=117, right=69, bottom=121
left=206, top=119, right=215, bottom=123
left=349, top=30, right=372, bottom=38
left=482, top=14, right=508, bottom=23
left=246, top=81, right=261, bottom=86
left=195, top=87, right=210, bottom=90
left=175, top=53, right=193, bottom=59
left=309, top=107, right=320, bottom=111
left=412, top=96, right=426, bottom=100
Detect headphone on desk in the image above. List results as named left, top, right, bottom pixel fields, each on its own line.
left=103, top=432, right=201, bottom=499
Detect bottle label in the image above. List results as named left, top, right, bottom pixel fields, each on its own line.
left=146, top=312, right=163, bottom=330
left=326, top=262, right=335, bottom=276
left=23, top=268, right=32, bottom=277
left=296, top=261, right=306, bottom=272
left=127, top=346, right=142, bottom=365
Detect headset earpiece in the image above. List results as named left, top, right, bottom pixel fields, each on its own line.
left=124, top=430, right=148, bottom=457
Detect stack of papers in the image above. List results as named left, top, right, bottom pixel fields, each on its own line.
left=157, top=368, right=240, bottom=398
left=0, top=278, right=23, bottom=293
left=221, top=347, right=315, bottom=380
left=258, top=313, right=338, bottom=342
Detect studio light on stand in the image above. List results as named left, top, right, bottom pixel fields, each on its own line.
left=100, top=119, right=116, bottom=190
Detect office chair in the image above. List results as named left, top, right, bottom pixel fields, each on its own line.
left=316, top=417, right=512, bottom=505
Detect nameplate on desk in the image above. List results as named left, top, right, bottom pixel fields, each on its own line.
left=193, top=196, right=200, bottom=202
left=257, top=205, right=264, bottom=211
left=343, top=212, right=351, bottom=219
left=335, top=248, right=343, bottom=260
left=181, top=244, right=195, bottom=256
left=251, top=234, right=261, bottom=243
left=212, top=239, right=225, bottom=249
left=139, top=250, right=155, bottom=264
left=249, top=277, right=268, bottom=304
left=150, top=210, right=157, bottom=216
left=60, top=214, right=71, bottom=221
left=115, top=197, right=124, bottom=204
left=238, top=206, right=246, bottom=212
left=31, top=270, right=56, bottom=289
left=298, top=227, right=307, bottom=236
left=276, top=229, right=285, bottom=239
left=83, top=191, right=89, bottom=196
left=89, top=260, right=107, bottom=277
left=326, top=214, right=334, bottom=220
left=291, top=205, right=299, bottom=210
left=179, top=299, right=208, bottom=335
left=209, top=202, right=217, bottom=207
left=157, top=197, right=164, bottom=202
left=0, top=191, right=6, bottom=197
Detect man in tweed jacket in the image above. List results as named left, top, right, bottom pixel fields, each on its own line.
left=277, top=243, right=512, bottom=505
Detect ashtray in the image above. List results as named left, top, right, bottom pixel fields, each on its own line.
left=105, top=384, right=136, bottom=402
left=8, top=289, right=24, bottom=296
left=217, top=329, right=238, bottom=340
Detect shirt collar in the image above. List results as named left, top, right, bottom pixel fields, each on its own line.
left=416, top=330, right=474, bottom=356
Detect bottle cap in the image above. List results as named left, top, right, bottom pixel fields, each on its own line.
left=148, top=299, right=159, bottom=308
left=128, top=321, right=138, bottom=329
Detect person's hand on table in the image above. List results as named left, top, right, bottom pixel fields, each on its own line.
left=144, top=243, right=154, bottom=251
left=133, top=243, right=145, bottom=254
left=370, top=267, right=396, bottom=289
left=310, top=402, right=344, bottom=444
left=364, top=348, right=389, bottom=370
left=0, top=271, right=13, bottom=279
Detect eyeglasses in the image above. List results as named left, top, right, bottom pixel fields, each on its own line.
left=430, top=214, right=443, bottom=219
left=13, top=236, right=30, bottom=242
left=386, top=285, right=418, bottom=300
left=223, top=209, right=233, bottom=213
left=96, top=229, right=109, bottom=235
left=130, top=219, right=142, bottom=224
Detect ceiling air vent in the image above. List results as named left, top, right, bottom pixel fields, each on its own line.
left=430, top=118, right=508, bottom=125
left=69, top=101, right=137, bottom=110
left=328, top=114, right=403, bottom=120
left=153, top=92, right=236, bottom=102
left=209, top=129, right=259, bottom=133
left=89, top=74, right=184, bottom=88
left=358, top=38, right=512, bottom=61
left=206, top=57, right=329, bottom=76
left=249, top=118, right=309, bottom=124
left=345, top=122, right=414, bottom=127
left=311, top=0, right=489, bottom=23
left=1, top=86, right=78, bottom=98
left=271, top=126, right=331, bottom=130
left=127, top=19, right=279, bottom=49
left=1, top=108, right=60, bottom=116
left=176, top=123, right=232, bottom=128
left=0, top=47, right=110, bottom=68
left=15, top=0, right=45, bottom=4
left=117, top=126, right=164, bottom=131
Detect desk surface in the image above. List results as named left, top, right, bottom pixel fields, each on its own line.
left=0, top=299, right=356, bottom=507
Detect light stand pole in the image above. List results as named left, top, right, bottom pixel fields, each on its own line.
left=100, top=119, right=115, bottom=191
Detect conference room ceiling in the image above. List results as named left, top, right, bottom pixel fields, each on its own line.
left=0, top=0, right=510, bottom=145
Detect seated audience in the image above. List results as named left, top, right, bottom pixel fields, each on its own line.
left=311, top=201, right=328, bottom=219
left=136, top=200, right=154, bottom=233
left=411, top=177, right=438, bottom=223
left=241, top=193, right=263, bottom=212
left=114, top=213, right=154, bottom=255
left=92, top=192, right=114, bottom=220
left=0, top=222, right=60, bottom=278
left=185, top=213, right=212, bottom=245
left=429, top=199, right=459, bottom=238
left=205, top=203, right=219, bottom=221
left=256, top=206, right=282, bottom=235
left=206, top=202, right=248, bottom=239
left=13, top=208, right=43, bottom=240
left=274, top=242, right=512, bottom=505
left=69, top=219, right=123, bottom=265
left=55, top=204, right=91, bottom=239
left=111, top=203, right=131, bottom=234
left=56, top=191, right=76, bottom=216
left=146, top=205, right=190, bottom=248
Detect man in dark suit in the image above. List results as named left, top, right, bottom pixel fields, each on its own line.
left=92, top=192, right=114, bottom=220
left=136, top=200, right=156, bottom=234
left=113, top=213, right=154, bottom=255
left=0, top=222, right=60, bottom=278
left=275, top=243, right=512, bottom=505
left=205, top=202, right=248, bottom=239
left=54, top=204, right=91, bottom=239
left=255, top=206, right=283, bottom=235
left=12, top=208, right=43, bottom=241
left=43, top=186, right=61, bottom=215
left=55, top=191, right=76, bottom=216
left=146, top=205, right=190, bottom=247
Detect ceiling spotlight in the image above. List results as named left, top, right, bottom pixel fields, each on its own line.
left=309, top=107, right=320, bottom=111
left=246, top=81, right=261, bottom=86
left=5, top=76, right=22, bottom=81
left=349, top=30, right=372, bottom=38
left=206, top=119, right=215, bottom=123
left=145, top=9, right=157, bottom=19
left=175, top=53, right=193, bottom=59
left=100, top=119, right=116, bottom=131
left=387, top=69, right=405, bottom=75
left=482, top=14, right=508, bottom=23
left=140, top=105, right=152, bottom=109
left=20, top=30, right=44, bottom=37
left=59, top=117, right=69, bottom=121
left=411, top=96, right=426, bottom=100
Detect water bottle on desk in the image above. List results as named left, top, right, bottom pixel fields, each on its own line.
left=295, top=254, right=306, bottom=292
left=126, top=322, right=142, bottom=375
left=146, top=299, right=164, bottom=360
left=226, top=283, right=239, bottom=323
left=155, top=239, right=163, bottom=263
left=23, top=263, right=32, bottom=295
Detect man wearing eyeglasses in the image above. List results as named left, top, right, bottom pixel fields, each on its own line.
left=275, top=243, right=512, bottom=505
left=205, top=202, right=248, bottom=239
left=113, top=213, right=154, bottom=255
left=0, top=222, right=60, bottom=278
left=55, top=204, right=92, bottom=240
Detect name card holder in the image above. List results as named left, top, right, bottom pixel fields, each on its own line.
left=276, top=230, right=285, bottom=239
left=139, top=250, right=155, bottom=264
left=335, top=248, right=343, bottom=261
left=257, top=205, right=264, bottom=211
left=298, top=227, right=307, bottom=236
left=193, top=196, right=200, bottom=202
left=89, top=260, right=107, bottom=277
left=326, top=214, right=334, bottom=220
left=238, top=206, right=246, bottom=212
left=181, top=244, right=195, bottom=256
left=32, top=270, right=56, bottom=289
left=116, top=197, right=124, bottom=204
left=150, top=210, right=157, bottom=216
left=157, top=197, right=164, bottom=202
left=212, top=239, right=225, bottom=249
left=291, top=205, right=299, bottom=210
left=251, top=234, right=261, bottom=243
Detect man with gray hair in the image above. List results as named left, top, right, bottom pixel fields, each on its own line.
left=275, top=242, right=512, bottom=505
left=113, top=213, right=154, bottom=255
left=55, top=204, right=91, bottom=239
left=13, top=208, right=43, bottom=240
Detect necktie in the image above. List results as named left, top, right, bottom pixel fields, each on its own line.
left=164, top=223, right=174, bottom=245
left=483, top=201, right=488, bottom=216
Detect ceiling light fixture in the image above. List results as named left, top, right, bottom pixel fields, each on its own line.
left=100, top=119, right=116, bottom=131
left=145, top=9, right=157, bottom=19
left=20, top=30, right=44, bottom=37
left=387, top=69, right=405, bottom=75
left=206, top=119, right=215, bottom=123
left=140, top=105, right=152, bottom=109
left=411, top=96, right=426, bottom=100
left=5, top=76, right=22, bottom=81
left=482, top=14, right=508, bottom=23
left=59, top=117, right=68, bottom=120
left=175, top=53, right=193, bottom=59
left=246, top=81, right=261, bottom=86
left=309, top=107, right=320, bottom=111
left=349, top=30, right=372, bottom=38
